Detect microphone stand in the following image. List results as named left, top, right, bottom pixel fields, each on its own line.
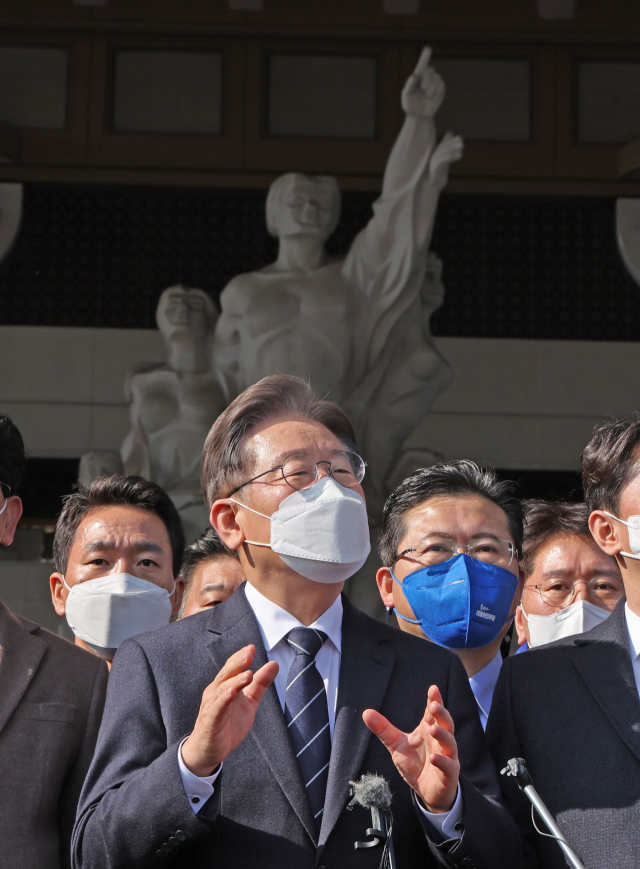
left=501, top=758, right=585, bottom=869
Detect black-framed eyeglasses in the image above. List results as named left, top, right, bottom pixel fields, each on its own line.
left=0, top=482, right=11, bottom=501
left=394, top=536, right=518, bottom=568
left=227, top=450, right=367, bottom=496
left=524, top=576, right=623, bottom=610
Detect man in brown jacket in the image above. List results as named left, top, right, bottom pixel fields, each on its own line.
left=0, top=413, right=108, bottom=869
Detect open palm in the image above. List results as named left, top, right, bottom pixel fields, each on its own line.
left=363, top=685, right=459, bottom=813
left=182, top=645, right=279, bottom=777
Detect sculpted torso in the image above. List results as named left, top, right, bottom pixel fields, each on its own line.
left=217, top=260, right=353, bottom=402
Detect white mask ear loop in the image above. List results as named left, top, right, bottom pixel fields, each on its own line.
left=0, top=497, right=7, bottom=517
left=228, top=498, right=272, bottom=548
left=602, top=510, right=639, bottom=561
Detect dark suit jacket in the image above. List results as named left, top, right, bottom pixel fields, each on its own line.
left=0, top=599, right=108, bottom=869
left=486, top=599, right=640, bottom=869
left=73, top=586, right=521, bottom=869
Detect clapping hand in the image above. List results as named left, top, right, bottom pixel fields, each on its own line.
left=182, top=645, right=279, bottom=777
left=401, top=47, right=445, bottom=118
left=363, top=685, right=460, bottom=813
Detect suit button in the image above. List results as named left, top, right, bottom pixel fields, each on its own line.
left=161, top=843, right=173, bottom=853
left=168, top=837, right=180, bottom=846
left=156, top=850, right=164, bottom=857
left=175, top=830, right=187, bottom=841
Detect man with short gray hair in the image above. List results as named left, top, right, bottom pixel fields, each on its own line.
left=74, top=374, right=521, bottom=869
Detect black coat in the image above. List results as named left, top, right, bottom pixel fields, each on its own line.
left=487, top=598, right=640, bottom=869
left=73, top=584, right=522, bottom=869
left=0, top=600, right=108, bottom=869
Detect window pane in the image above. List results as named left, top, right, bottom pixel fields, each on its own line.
left=268, top=54, right=377, bottom=139
left=578, top=61, right=640, bottom=144
left=434, top=58, right=531, bottom=142
left=0, top=46, right=67, bottom=130
left=113, top=50, right=223, bottom=135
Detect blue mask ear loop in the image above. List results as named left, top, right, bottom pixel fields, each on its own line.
left=389, top=567, right=421, bottom=625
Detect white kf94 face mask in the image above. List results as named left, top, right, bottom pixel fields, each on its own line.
left=522, top=599, right=611, bottom=648
left=63, top=573, right=174, bottom=659
left=603, top=511, right=640, bottom=560
left=230, top=475, right=371, bottom=584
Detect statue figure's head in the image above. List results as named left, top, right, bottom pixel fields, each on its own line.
left=156, top=285, right=217, bottom=344
left=266, top=173, right=341, bottom=242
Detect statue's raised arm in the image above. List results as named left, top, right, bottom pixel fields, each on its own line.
left=343, top=48, right=462, bottom=371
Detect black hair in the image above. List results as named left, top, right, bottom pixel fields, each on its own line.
left=521, top=500, right=592, bottom=576
left=581, top=415, right=640, bottom=514
left=0, top=414, right=26, bottom=498
left=178, top=528, right=240, bottom=617
left=378, top=460, right=523, bottom=567
left=53, top=474, right=185, bottom=576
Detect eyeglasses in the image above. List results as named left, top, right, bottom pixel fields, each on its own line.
left=395, top=536, right=518, bottom=568
left=524, top=576, right=623, bottom=610
left=0, top=482, right=11, bottom=500
left=227, top=450, right=367, bottom=496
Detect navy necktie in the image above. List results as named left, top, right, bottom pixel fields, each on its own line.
left=284, top=627, right=331, bottom=831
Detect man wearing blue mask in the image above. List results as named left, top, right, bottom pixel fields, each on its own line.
left=377, top=461, right=523, bottom=730
left=49, top=474, right=185, bottom=667
left=73, top=375, right=521, bottom=869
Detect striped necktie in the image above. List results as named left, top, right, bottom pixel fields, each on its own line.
left=284, top=627, right=331, bottom=832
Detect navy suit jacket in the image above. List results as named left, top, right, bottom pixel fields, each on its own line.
left=487, top=599, right=640, bottom=869
left=73, top=585, right=521, bottom=869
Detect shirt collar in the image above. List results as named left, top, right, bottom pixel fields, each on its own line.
left=244, top=581, right=343, bottom=654
left=468, top=650, right=503, bottom=721
left=625, top=602, right=640, bottom=662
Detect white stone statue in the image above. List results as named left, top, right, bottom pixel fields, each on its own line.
left=616, top=198, right=640, bottom=288
left=0, top=183, right=22, bottom=266
left=213, top=47, right=461, bottom=517
left=121, top=284, right=225, bottom=541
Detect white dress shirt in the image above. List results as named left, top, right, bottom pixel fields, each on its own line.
left=468, top=650, right=503, bottom=730
left=179, top=582, right=462, bottom=839
left=625, top=603, right=640, bottom=696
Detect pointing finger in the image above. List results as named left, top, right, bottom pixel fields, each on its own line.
left=415, top=46, right=432, bottom=75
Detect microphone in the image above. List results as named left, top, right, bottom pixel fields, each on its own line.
left=501, top=758, right=585, bottom=869
left=347, top=774, right=396, bottom=869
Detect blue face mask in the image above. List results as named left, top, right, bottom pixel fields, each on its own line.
left=391, top=553, right=519, bottom=650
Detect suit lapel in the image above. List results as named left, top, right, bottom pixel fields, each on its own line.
left=0, top=601, right=46, bottom=737
left=319, top=597, right=396, bottom=847
left=571, top=601, right=640, bottom=763
left=205, top=586, right=317, bottom=844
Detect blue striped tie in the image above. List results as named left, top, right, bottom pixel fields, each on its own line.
left=284, top=627, right=331, bottom=832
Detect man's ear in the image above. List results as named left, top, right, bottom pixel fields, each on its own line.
left=0, top=496, right=23, bottom=546
left=376, top=566, right=395, bottom=610
left=50, top=573, right=67, bottom=617
left=210, top=500, right=245, bottom=552
left=514, top=603, right=528, bottom=646
left=170, top=576, right=185, bottom=618
left=589, top=510, right=624, bottom=557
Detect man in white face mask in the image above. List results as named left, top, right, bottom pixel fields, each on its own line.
left=488, top=416, right=640, bottom=869
left=515, top=500, right=623, bottom=650
left=49, top=474, right=185, bottom=667
left=73, top=374, right=521, bottom=869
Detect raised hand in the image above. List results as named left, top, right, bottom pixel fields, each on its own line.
left=362, top=685, right=460, bottom=813
left=429, top=132, right=464, bottom=190
left=181, top=645, right=278, bottom=777
left=401, top=47, right=445, bottom=118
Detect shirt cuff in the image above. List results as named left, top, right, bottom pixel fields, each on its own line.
left=417, top=785, right=463, bottom=840
left=178, top=737, right=222, bottom=815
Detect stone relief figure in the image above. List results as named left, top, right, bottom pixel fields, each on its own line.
left=121, top=285, right=225, bottom=541
left=214, top=48, right=461, bottom=517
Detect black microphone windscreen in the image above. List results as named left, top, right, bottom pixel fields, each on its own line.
left=351, top=774, right=392, bottom=811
